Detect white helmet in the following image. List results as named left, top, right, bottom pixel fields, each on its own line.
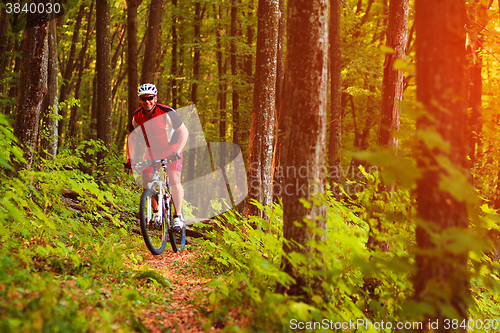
left=137, top=83, right=158, bottom=96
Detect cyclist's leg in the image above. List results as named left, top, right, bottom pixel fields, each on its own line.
left=167, top=152, right=183, bottom=218
left=168, top=169, right=183, bottom=217
left=142, top=166, right=158, bottom=210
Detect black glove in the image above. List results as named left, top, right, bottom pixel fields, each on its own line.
left=168, top=152, right=181, bottom=162
left=123, top=159, right=132, bottom=169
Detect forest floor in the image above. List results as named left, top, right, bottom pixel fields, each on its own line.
left=136, top=246, right=229, bottom=333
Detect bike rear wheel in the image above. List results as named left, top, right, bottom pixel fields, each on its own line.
left=139, top=189, right=168, bottom=255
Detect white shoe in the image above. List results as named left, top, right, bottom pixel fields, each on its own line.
left=153, top=211, right=161, bottom=223
left=173, top=216, right=184, bottom=232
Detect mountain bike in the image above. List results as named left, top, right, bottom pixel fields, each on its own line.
left=137, top=158, right=186, bottom=255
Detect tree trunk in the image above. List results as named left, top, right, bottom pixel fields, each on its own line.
left=271, top=0, right=285, bottom=204
left=414, top=0, right=470, bottom=330
left=90, top=75, right=97, bottom=139
left=191, top=2, right=202, bottom=107
left=68, top=0, right=95, bottom=142
left=4, top=15, right=23, bottom=116
left=329, top=0, right=342, bottom=197
left=58, top=2, right=85, bottom=140
left=230, top=0, right=240, bottom=144
left=40, top=18, right=59, bottom=160
left=468, top=1, right=488, bottom=168
left=245, top=0, right=279, bottom=218
left=0, top=7, right=10, bottom=83
left=215, top=5, right=227, bottom=143
left=171, top=0, right=178, bottom=108
left=13, top=5, right=50, bottom=169
left=378, top=0, right=409, bottom=150
left=187, top=2, right=203, bottom=203
left=141, top=0, right=162, bottom=84
left=96, top=0, right=113, bottom=155
left=126, top=0, right=142, bottom=132
left=277, top=0, right=328, bottom=302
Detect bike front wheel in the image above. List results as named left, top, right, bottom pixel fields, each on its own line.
left=139, top=189, right=168, bottom=255
left=167, top=200, right=186, bottom=252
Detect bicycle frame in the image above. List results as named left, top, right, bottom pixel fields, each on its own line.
left=137, top=157, right=185, bottom=254
left=146, top=161, right=171, bottom=226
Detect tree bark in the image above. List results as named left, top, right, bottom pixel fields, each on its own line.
left=90, top=75, right=97, bottom=139
left=245, top=0, right=279, bottom=218
left=126, top=0, right=142, bottom=132
left=68, top=0, right=95, bottom=142
left=414, top=0, right=470, bottom=330
left=231, top=0, right=240, bottom=145
left=4, top=15, right=23, bottom=116
left=58, top=2, right=85, bottom=140
left=378, top=0, right=409, bottom=150
left=96, top=0, right=113, bottom=155
left=40, top=17, right=59, bottom=160
left=141, top=0, right=162, bottom=84
left=467, top=1, right=488, bottom=168
left=171, top=0, right=178, bottom=108
left=329, top=0, right=342, bottom=197
left=215, top=5, right=227, bottom=143
left=13, top=4, right=50, bottom=169
left=191, top=2, right=202, bottom=107
left=0, top=7, right=10, bottom=83
left=187, top=2, right=203, bottom=203
left=271, top=0, right=285, bottom=203
left=277, top=0, right=328, bottom=301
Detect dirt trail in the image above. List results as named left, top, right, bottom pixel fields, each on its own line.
left=138, top=249, right=215, bottom=332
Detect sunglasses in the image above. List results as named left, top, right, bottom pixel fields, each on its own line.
left=140, top=95, right=155, bottom=102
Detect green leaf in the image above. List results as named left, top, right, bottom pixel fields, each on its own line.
left=393, top=59, right=415, bottom=73
left=290, top=302, right=316, bottom=320
left=417, top=129, right=450, bottom=153
left=380, top=45, right=395, bottom=54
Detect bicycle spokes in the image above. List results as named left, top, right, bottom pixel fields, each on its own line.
left=140, top=189, right=168, bottom=255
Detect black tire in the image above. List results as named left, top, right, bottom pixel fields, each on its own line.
left=167, top=199, right=186, bottom=252
left=166, top=199, right=178, bottom=253
left=139, top=189, right=168, bottom=255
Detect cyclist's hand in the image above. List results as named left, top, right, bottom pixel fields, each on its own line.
left=168, top=152, right=181, bottom=162
left=124, top=159, right=132, bottom=169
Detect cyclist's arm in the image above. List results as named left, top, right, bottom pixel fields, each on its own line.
left=173, top=123, right=189, bottom=154
left=132, top=118, right=140, bottom=129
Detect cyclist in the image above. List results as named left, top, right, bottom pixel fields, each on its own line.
left=127, top=83, right=188, bottom=231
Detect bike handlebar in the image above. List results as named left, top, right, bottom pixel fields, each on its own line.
left=132, top=154, right=180, bottom=171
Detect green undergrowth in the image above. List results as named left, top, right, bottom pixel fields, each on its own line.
left=194, top=169, right=500, bottom=332
left=0, top=117, right=175, bottom=332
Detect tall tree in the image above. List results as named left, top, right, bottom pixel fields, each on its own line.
left=0, top=7, right=10, bottom=83
left=187, top=2, right=204, bottom=202
left=329, top=0, right=342, bottom=197
left=271, top=0, right=285, bottom=203
left=378, top=0, right=409, bottom=151
left=58, top=2, right=85, bottom=140
left=414, top=0, right=470, bottom=329
left=96, top=0, right=113, bottom=154
left=4, top=14, right=23, bottom=116
left=277, top=0, right=329, bottom=301
left=230, top=0, right=240, bottom=145
left=467, top=0, right=490, bottom=168
left=13, top=4, right=50, bottom=168
left=141, top=0, right=162, bottom=84
left=214, top=5, right=227, bottom=145
left=68, top=0, right=95, bottom=141
left=190, top=2, right=203, bottom=107
left=126, top=0, right=142, bottom=132
left=40, top=17, right=59, bottom=160
left=245, top=0, right=279, bottom=218
left=171, top=0, right=178, bottom=108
